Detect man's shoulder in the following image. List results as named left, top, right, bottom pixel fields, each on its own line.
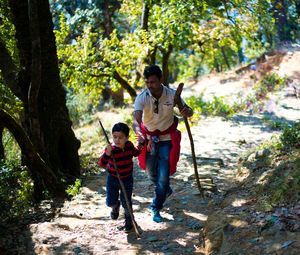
left=163, top=85, right=176, bottom=97
left=136, top=89, right=150, bottom=101
left=137, top=89, right=149, bottom=97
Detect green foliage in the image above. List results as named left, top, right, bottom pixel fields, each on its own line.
left=185, top=94, right=237, bottom=119
left=246, top=127, right=300, bottom=208
left=66, top=178, right=82, bottom=197
left=245, top=73, right=287, bottom=112
left=2, top=128, right=22, bottom=164
left=0, top=0, right=18, bottom=60
left=262, top=115, right=287, bottom=130
left=55, top=15, right=145, bottom=115
left=171, top=52, right=205, bottom=82
left=254, top=73, right=286, bottom=99
left=0, top=160, right=33, bottom=220
left=51, top=0, right=299, bottom=126
left=280, top=122, right=300, bottom=149
left=269, top=156, right=300, bottom=205
left=66, top=88, right=92, bottom=126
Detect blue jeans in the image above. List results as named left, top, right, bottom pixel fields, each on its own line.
left=106, top=174, right=133, bottom=216
left=146, top=140, right=171, bottom=211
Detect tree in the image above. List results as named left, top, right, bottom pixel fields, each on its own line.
left=0, top=0, right=80, bottom=201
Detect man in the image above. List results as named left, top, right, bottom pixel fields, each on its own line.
left=133, top=65, right=193, bottom=223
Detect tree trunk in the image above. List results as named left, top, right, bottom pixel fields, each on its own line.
left=272, top=0, right=291, bottom=41
left=113, top=70, right=137, bottom=98
left=161, top=45, right=173, bottom=87
left=3, top=0, right=81, bottom=200
left=111, top=88, right=124, bottom=106
left=296, top=0, right=300, bottom=17
left=149, top=45, right=157, bottom=65
left=0, top=125, right=4, bottom=160
left=0, top=109, right=66, bottom=200
left=141, top=0, right=150, bottom=30
left=221, top=46, right=231, bottom=70
left=102, top=0, right=114, bottom=38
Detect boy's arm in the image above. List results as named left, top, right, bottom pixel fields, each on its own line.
left=98, top=145, right=112, bottom=168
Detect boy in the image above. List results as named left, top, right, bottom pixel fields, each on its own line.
left=98, top=122, right=143, bottom=232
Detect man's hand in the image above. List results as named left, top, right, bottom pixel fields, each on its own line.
left=136, top=131, right=145, bottom=145
left=180, top=105, right=193, bottom=118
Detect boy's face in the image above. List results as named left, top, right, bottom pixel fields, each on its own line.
left=112, top=131, right=128, bottom=149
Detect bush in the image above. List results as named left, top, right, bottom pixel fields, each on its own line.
left=66, top=178, right=82, bottom=197
left=280, top=122, right=300, bottom=149
left=185, top=94, right=237, bottom=119
left=0, top=160, right=33, bottom=220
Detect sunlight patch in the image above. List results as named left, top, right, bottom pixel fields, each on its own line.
left=231, top=198, right=248, bottom=207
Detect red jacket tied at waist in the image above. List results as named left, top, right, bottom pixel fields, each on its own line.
left=138, top=119, right=181, bottom=175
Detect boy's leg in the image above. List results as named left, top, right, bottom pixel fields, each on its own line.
left=106, top=174, right=120, bottom=220
left=120, top=175, right=134, bottom=232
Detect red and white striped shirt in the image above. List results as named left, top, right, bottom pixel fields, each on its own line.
left=98, top=141, right=141, bottom=179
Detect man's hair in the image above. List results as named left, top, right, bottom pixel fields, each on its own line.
left=112, top=122, right=130, bottom=137
left=143, top=65, right=162, bottom=79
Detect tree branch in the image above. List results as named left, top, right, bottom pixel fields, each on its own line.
left=0, top=109, right=65, bottom=198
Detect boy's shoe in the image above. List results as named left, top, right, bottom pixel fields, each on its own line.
left=118, top=218, right=133, bottom=233
left=151, top=208, right=162, bottom=223
left=110, top=202, right=120, bottom=220
left=124, top=219, right=133, bottom=233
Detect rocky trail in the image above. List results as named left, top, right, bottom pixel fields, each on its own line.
left=1, top=46, right=300, bottom=254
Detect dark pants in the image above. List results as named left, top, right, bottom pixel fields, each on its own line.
left=146, top=140, right=172, bottom=211
left=106, top=174, right=133, bottom=217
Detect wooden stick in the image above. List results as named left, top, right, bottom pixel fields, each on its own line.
left=98, top=120, right=141, bottom=238
left=174, top=83, right=204, bottom=197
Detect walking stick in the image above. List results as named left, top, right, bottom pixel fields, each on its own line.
left=98, top=120, right=141, bottom=238
left=174, top=83, right=204, bottom=197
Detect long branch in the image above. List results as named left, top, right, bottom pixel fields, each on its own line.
left=174, top=83, right=204, bottom=197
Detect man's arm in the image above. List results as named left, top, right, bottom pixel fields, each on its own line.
left=133, top=110, right=143, bottom=134
left=133, top=110, right=145, bottom=145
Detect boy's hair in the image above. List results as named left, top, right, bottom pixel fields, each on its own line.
left=112, top=122, right=130, bottom=137
left=143, top=65, right=162, bottom=79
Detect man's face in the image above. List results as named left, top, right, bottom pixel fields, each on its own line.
left=144, top=75, right=162, bottom=95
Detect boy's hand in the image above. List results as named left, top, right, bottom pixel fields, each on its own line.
left=105, top=144, right=112, bottom=156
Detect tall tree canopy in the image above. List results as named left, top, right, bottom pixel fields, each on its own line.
left=51, top=0, right=300, bottom=109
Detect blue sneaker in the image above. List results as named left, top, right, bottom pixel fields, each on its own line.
left=151, top=209, right=162, bottom=223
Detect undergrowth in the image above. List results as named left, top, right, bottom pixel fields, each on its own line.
left=241, top=121, right=300, bottom=210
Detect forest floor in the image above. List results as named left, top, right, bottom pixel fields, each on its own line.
left=1, top=45, right=300, bottom=254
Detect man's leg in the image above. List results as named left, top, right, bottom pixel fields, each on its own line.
left=150, top=141, right=171, bottom=222
left=146, top=148, right=158, bottom=185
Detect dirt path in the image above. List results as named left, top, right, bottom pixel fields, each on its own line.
left=2, top=47, right=300, bottom=255
left=9, top=93, right=298, bottom=254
